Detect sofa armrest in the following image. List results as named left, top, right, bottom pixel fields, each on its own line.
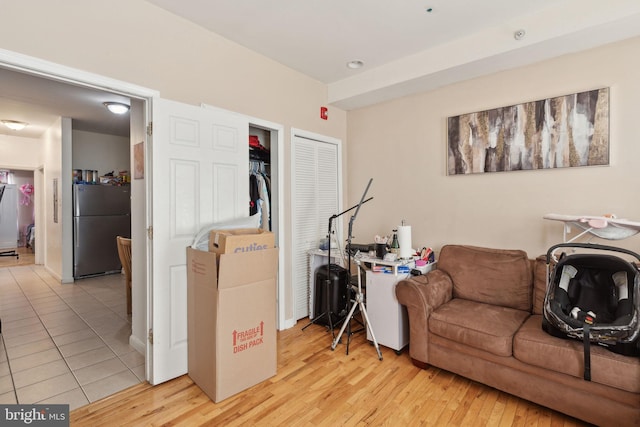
left=396, top=269, right=453, bottom=365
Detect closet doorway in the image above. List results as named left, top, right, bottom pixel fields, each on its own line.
left=248, top=120, right=286, bottom=328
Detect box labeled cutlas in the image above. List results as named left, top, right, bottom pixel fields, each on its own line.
left=208, top=228, right=275, bottom=254
left=186, top=246, right=278, bottom=403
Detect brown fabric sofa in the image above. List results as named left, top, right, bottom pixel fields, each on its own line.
left=395, top=245, right=640, bottom=427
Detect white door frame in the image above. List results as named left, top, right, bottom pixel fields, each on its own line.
left=35, top=166, right=45, bottom=265
left=0, top=47, right=158, bottom=377
left=247, top=117, right=287, bottom=330
left=290, top=128, right=344, bottom=322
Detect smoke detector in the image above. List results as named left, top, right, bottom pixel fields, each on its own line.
left=514, top=29, right=526, bottom=41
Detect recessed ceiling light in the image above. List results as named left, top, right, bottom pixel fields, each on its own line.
left=1, top=120, right=28, bottom=131
left=103, top=102, right=130, bottom=115
left=347, top=60, right=364, bottom=70
left=514, top=29, right=526, bottom=41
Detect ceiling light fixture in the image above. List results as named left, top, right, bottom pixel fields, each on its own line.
left=347, top=60, right=364, bottom=70
left=514, top=29, right=526, bottom=41
left=103, top=102, right=130, bottom=115
left=1, top=120, right=28, bottom=131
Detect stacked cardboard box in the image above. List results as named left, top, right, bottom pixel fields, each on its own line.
left=208, top=228, right=273, bottom=254
left=187, top=228, right=278, bottom=402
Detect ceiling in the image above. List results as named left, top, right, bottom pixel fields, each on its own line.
left=2, top=0, right=640, bottom=139
left=0, top=67, right=131, bottom=139
left=150, top=0, right=560, bottom=84
left=147, top=0, right=640, bottom=109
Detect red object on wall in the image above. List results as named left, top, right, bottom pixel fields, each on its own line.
left=320, top=107, right=328, bottom=120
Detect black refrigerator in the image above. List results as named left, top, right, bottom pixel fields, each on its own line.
left=73, top=184, right=131, bottom=279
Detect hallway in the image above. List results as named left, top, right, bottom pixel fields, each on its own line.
left=0, top=264, right=144, bottom=410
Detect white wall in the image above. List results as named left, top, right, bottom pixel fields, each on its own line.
left=61, top=119, right=73, bottom=283
left=42, top=118, right=63, bottom=279
left=72, top=130, right=130, bottom=178
left=347, top=36, right=640, bottom=259
left=0, top=135, right=42, bottom=169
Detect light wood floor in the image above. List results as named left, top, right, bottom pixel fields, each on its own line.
left=70, top=319, right=589, bottom=426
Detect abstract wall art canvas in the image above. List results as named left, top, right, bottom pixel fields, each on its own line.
left=447, top=88, right=609, bottom=175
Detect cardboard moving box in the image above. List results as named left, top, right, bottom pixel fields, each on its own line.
left=187, top=246, right=278, bottom=403
left=208, top=228, right=275, bottom=254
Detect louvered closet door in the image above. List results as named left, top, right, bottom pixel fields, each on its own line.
left=292, top=134, right=340, bottom=320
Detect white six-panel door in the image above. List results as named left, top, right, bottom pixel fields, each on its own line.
left=150, top=98, right=248, bottom=384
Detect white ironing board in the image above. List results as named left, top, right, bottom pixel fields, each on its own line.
left=544, top=213, right=640, bottom=243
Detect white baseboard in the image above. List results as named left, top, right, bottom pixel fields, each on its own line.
left=44, top=266, right=63, bottom=282
left=279, top=318, right=296, bottom=331
left=129, top=334, right=146, bottom=355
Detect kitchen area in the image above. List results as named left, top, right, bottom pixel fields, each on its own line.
left=71, top=129, right=131, bottom=280
left=1, top=127, right=130, bottom=278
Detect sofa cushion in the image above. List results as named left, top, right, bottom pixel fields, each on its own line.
left=438, top=245, right=533, bottom=311
left=429, top=298, right=530, bottom=357
left=514, top=315, right=640, bottom=393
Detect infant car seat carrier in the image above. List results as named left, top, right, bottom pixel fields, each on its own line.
left=543, top=243, right=640, bottom=380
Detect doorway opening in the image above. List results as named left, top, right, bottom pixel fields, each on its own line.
left=0, top=49, right=154, bottom=406
left=0, top=169, right=35, bottom=266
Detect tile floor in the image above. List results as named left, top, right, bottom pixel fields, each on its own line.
left=0, top=265, right=144, bottom=410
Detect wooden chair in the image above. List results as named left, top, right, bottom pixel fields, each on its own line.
left=116, top=236, right=132, bottom=315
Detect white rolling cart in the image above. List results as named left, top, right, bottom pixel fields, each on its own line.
left=362, top=257, right=436, bottom=354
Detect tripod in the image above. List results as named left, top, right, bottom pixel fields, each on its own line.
left=303, top=195, right=374, bottom=335
left=330, top=179, right=383, bottom=360
left=331, top=257, right=382, bottom=360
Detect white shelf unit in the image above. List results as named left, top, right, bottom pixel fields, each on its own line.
left=365, top=270, right=410, bottom=353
